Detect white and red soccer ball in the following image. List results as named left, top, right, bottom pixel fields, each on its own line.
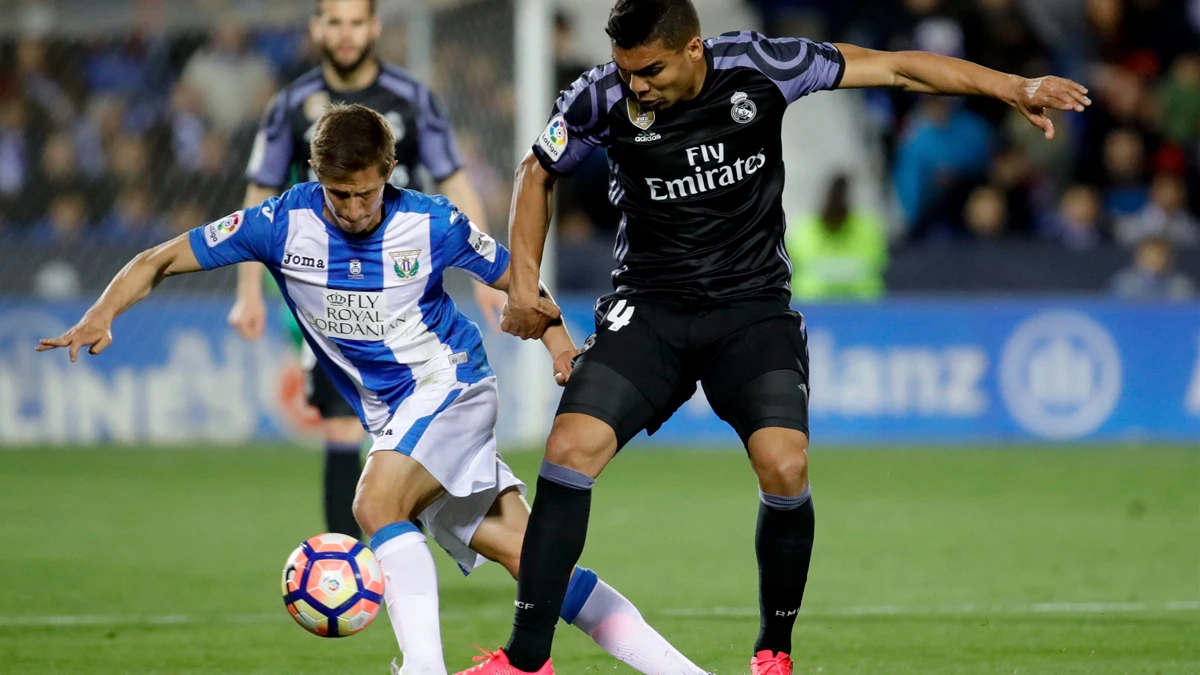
left=281, top=533, right=384, bottom=637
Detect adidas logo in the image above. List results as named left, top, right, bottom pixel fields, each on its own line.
left=635, top=130, right=662, bottom=143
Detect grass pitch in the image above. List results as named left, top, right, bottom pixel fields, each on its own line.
left=0, top=444, right=1196, bottom=674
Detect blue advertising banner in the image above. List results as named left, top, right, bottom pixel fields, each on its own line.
left=0, top=300, right=299, bottom=444
left=3, top=298, right=1198, bottom=445
left=542, top=299, right=1200, bottom=446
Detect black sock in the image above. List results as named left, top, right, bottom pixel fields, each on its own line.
left=505, top=461, right=594, bottom=671
left=323, top=442, right=362, bottom=540
left=754, top=486, right=815, bottom=656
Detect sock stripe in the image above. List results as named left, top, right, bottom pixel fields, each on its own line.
left=560, top=567, right=599, bottom=625
left=539, top=459, right=595, bottom=490
left=369, top=520, right=421, bottom=551
left=759, top=484, right=812, bottom=510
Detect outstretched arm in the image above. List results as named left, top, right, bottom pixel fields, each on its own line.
left=834, top=43, right=1091, bottom=139
left=37, top=234, right=203, bottom=361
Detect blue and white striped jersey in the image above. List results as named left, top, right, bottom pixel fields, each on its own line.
left=188, top=183, right=509, bottom=433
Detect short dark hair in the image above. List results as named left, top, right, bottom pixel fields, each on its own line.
left=310, top=103, right=395, bottom=180
left=315, top=0, right=375, bottom=17
left=606, top=0, right=701, bottom=51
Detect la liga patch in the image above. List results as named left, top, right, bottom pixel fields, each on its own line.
left=204, top=210, right=244, bottom=248
left=537, top=114, right=568, bottom=162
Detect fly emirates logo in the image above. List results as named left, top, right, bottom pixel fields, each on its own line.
left=302, top=291, right=406, bottom=340
left=643, top=143, right=766, bottom=201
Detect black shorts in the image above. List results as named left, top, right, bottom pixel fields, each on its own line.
left=306, top=362, right=358, bottom=419
left=557, top=294, right=811, bottom=449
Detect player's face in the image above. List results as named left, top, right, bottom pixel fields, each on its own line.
left=317, top=164, right=395, bottom=234
left=613, top=37, right=705, bottom=111
left=312, top=0, right=381, bottom=76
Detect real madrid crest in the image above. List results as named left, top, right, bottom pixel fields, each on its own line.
left=730, top=91, right=757, bottom=124
left=626, top=97, right=656, bottom=130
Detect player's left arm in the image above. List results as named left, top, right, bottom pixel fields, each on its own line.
left=438, top=170, right=507, bottom=331
left=833, top=43, right=1091, bottom=139
left=35, top=235, right=203, bottom=362
left=488, top=268, right=575, bottom=385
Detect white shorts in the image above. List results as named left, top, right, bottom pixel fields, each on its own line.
left=369, top=373, right=525, bottom=574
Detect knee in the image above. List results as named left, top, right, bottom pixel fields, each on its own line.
left=753, top=440, right=810, bottom=496
left=352, top=488, right=410, bottom=538
left=544, top=426, right=606, bottom=474
left=351, top=492, right=382, bottom=536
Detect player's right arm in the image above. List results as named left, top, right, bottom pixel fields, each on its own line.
left=506, top=74, right=606, bottom=340
left=230, top=89, right=292, bottom=340
left=39, top=200, right=279, bottom=362
left=36, top=234, right=204, bottom=362
left=505, top=152, right=560, bottom=340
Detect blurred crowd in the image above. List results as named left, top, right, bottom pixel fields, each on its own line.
left=0, top=0, right=515, bottom=252
left=0, top=18, right=304, bottom=247
left=755, top=0, right=1200, bottom=300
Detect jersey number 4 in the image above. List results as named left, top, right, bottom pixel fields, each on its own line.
left=606, top=299, right=635, bottom=332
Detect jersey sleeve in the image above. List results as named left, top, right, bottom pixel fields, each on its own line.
left=723, top=33, right=845, bottom=104
left=187, top=197, right=281, bottom=270
left=441, top=207, right=510, bottom=284
left=416, top=86, right=465, bottom=182
left=245, top=91, right=293, bottom=188
left=531, top=70, right=608, bottom=177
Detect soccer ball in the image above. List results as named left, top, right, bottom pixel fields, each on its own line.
left=281, top=533, right=384, bottom=637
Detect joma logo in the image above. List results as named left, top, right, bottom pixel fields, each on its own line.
left=284, top=253, right=325, bottom=269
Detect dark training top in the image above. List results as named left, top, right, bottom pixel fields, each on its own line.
left=248, top=63, right=464, bottom=192
left=534, top=31, right=845, bottom=304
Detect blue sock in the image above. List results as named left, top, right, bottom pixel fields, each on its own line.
left=560, top=567, right=599, bottom=625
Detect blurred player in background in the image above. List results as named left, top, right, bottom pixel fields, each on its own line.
left=38, top=104, right=709, bottom=675
left=477, top=1, right=1093, bottom=674
left=227, top=0, right=507, bottom=543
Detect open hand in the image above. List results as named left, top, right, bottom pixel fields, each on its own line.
left=1011, top=75, right=1091, bottom=140
left=35, top=317, right=113, bottom=362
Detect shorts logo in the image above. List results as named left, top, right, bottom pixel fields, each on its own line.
left=204, top=210, right=244, bottom=248
left=537, top=114, right=569, bottom=162
left=579, top=333, right=597, bottom=354
left=731, top=92, right=757, bottom=124
left=390, top=249, right=422, bottom=282
left=626, top=98, right=656, bottom=130
left=999, top=311, right=1122, bottom=439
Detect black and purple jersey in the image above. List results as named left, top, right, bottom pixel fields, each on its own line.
left=533, top=32, right=845, bottom=304
left=247, top=63, right=464, bottom=192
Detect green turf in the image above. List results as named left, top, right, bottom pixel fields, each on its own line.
left=0, top=445, right=1196, bottom=674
